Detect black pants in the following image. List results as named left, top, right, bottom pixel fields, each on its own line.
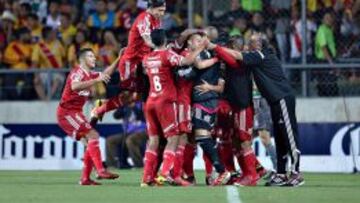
left=270, top=96, right=300, bottom=173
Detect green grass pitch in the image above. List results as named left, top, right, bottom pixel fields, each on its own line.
left=0, top=170, right=359, bottom=203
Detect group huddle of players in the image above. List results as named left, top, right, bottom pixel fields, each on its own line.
left=56, top=0, right=286, bottom=187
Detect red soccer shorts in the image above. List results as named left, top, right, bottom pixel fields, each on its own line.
left=118, top=55, right=144, bottom=92
left=144, top=100, right=179, bottom=138
left=57, top=109, right=93, bottom=141
left=178, top=102, right=192, bottom=134
left=215, top=100, right=234, bottom=142
left=233, top=105, right=254, bottom=142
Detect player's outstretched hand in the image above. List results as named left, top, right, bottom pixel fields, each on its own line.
left=195, top=79, right=212, bottom=95
left=97, top=73, right=111, bottom=84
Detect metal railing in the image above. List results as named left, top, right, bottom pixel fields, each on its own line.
left=0, top=65, right=360, bottom=100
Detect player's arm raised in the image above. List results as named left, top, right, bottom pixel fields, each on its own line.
left=102, top=50, right=123, bottom=76
left=175, top=28, right=204, bottom=48
left=179, top=44, right=205, bottom=66
left=194, top=57, right=219, bottom=70
left=208, top=41, right=264, bottom=67
left=71, top=73, right=110, bottom=92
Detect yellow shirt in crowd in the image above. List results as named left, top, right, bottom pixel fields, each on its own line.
left=31, top=40, right=65, bottom=69
left=59, top=25, right=77, bottom=47
left=3, top=41, right=32, bottom=70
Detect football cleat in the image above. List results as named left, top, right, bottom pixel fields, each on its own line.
left=140, top=181, right=156, bottom=187
left=79, top=179, right=101, bottom=186
left=212, top=171, right=231, bottom=186
left=234, top=175, right=257, bottom=187
left=154, top=175, right=173, bottom=186
left=265, top=173, right=288, bottom=186
left=97, top=170, right=119, bottom=180
left=183, top=175, right=196, bottom=185
left=172, top=177, right=192, bottom=187
left=285, top=172, right=305, bottom=187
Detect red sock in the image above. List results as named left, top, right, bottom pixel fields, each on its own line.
left=81, top=149, right=93, bottom=181
left=161, top=150, right=176, bottom=177
left=183, top=144, right=195, bottom=177
left=172, top=145, right=185, bottom=179
left=242, top=149, right=258, bottom=177
left=87, top=139, right=105, bottom=173
left=203, top=153, right=213, bottom=177
left=235, top=150, right=246, bottom=175
left=219, top=143, right=235, bottom=172
left=96, top=95, right=124, bottom=116
left=142, top=150, right=158, bottom=183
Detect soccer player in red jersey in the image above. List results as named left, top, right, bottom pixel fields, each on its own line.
left=90, top=0, right=166, bottom=124
left=141, top=29, right=205, bottom=186
left=207, top=36, right=267, bottom=186
left=57, top=48, right=120, bottom=185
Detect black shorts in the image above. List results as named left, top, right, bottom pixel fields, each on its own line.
left=192, top=100, right=217, bottom=130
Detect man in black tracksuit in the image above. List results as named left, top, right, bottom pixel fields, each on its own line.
left=209, top=33, right=304, bottom=187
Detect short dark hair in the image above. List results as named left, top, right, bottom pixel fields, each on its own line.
left=41, top=26, right=53, bottom=39
left=20, top=3, right=32, bottom=11
left=27, top=13, right=39, bottom=21
left=147, top=0, right=166, bottom=8
left=78, top=48, right=94, bottom=60
left=151, top=29, right=166, bottom=47
left=16, top=27, right=30, bottom=39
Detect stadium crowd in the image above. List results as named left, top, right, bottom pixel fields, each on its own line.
left=0, top=0, right=359, bottom=100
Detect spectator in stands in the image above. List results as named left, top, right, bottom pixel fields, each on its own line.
left=106, top=103, right=147, bottom=168
left=67, top=29, right=98, bottom=67
left=87, top=0, right=115, bottom=30
left=314, top=12, right=339, bottom=96
left=315, top=12, right=336, bottom=64
left=289, top=8, right=317, bottom=63
left=271, top=0, right=291, bottom=63
left=229, top=15, right=251, bottom=41
left=239, top=0, right=262, bottom=13
left=0, top=10, right=16, bottom=48
left=98, top=29, right=120, bottom=67
left=26, top=13, right=43, bottom=43
left=115, top=0, right=140, bottom=31
left=32, top=26, right=65, bottom=100
left=59, top=13, right=77, bottom=48
left=3, top=28, right=33, bottom=100
left=17, top=3, right=32, bottom=29
left=45, top=1, right=61, bottom=29
left=249, top=12, right=266, bottom=34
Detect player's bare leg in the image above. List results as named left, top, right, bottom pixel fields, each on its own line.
left=141, top=136, right=159, bottom=187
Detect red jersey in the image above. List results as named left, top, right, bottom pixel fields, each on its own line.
left=176, top=49, right=193, bottom=104
left=123, top=11, right=161, bottom=61
left=143, top=49, right=184, bottom=102
left=58, top=66, right=100, bottom=112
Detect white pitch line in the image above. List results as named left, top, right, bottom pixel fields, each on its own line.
left=226, top=186, right=242, bottom=203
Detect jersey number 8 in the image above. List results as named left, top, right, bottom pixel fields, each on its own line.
left=153, top=75, right=162, bottom=92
